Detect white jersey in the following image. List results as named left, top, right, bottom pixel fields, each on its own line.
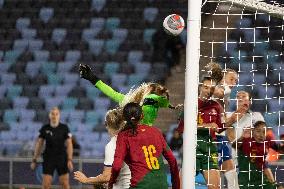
left=104, top=135, right=131, bottom=189
left=228, top=111, right=264, bottom=141
left=228, top=111, right=265, bottom=166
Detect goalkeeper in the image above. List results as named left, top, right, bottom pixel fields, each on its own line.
left=79, top=64, right=181, bottom=126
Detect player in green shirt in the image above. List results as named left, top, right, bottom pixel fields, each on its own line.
left=79, top=64, right=180, bottom=126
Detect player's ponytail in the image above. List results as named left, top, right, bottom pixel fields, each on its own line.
left=123, top=102, right=143, bottom=135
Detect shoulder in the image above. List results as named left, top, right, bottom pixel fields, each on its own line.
left=40, top=124, right=49, bottom=130
left=105, top=137, right=117, bottom=151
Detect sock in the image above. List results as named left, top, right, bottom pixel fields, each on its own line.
left=224, top=169, right=240, bottom=189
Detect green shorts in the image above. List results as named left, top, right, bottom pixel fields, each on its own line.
left=196, top=129, right=219, bottom=174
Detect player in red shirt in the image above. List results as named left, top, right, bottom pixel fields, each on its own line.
left=108, top=102, right=180, bottom=189
left=235, top=121, right=284, bottom=188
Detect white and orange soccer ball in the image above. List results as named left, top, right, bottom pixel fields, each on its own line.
left=163, top=14, right=185, bottom=36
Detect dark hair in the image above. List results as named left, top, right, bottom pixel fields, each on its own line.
left=123, top=102, right=143, bottom=135
left=253, top=121, right=266, bottom=129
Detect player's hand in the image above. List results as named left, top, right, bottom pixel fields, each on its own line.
left=74, top=171, right=88, bottom=184
left=79, top=64, right=99, bottom=84
left=30, top=162, right=37, bottom=170
left=68, top=160, right=73, bottom=171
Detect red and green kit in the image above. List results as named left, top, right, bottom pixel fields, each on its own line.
left=109, top=125, right=180, bottom=189
left=238, top=137, right=280, bottom=189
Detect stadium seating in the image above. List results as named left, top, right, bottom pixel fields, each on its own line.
left=0, top=0, right=186, bottom=158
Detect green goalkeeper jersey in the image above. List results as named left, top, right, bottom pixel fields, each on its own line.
left=95, top=80, right=170, bottom=126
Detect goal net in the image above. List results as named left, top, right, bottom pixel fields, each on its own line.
left=197, top=0, right=284, bottom=188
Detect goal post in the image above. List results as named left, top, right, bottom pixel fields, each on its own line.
left=183, top=0, right=202, bottom=188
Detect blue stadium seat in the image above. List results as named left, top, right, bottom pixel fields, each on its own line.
left=47, top=74, right=63, bottom=85
left=62, top=97, right=78, bottom=110
left=13, top=97, right=29, bottom=109
left=65, top=50, right=81, bottom=62
left=90, top=17, right=105, bottom=30
left=268, top=99, right=284, bottom=113
left=88, top=39, right=104, bottom=56
left=85, top=111, right=101, bottom=125
left=257, top=86, right=277, bottom=99
left=57, top=61, right=76, bottom=73
left=235, top=18, right=252, bottom=28
left=104, top=61, right=120, bottom=76
left=60, top=111, right=70, bottom=123
left=133, top=62, right=151, bottom=75
left=40, top=62, right=57, bottom=75
left=19, top=109, right=36, bottom=122
left=143, top=7, right=158, bottom=23
left=0, top=0, right=3, bottom=8
left=69, top=110, right=84, bottom=123
left=254, top=42, right=269, bottom=54
left=230, top=50, right=247, bottom=64
left=3, top=110, right=19, bottom=123
left=0, top=86, right=8, bottom=98
left=94, top=97, right=110, bottom=110
left=127, top=50, right=143, bottom=64
left=13, top=39, right=29, bottom=52
left=39, top=7, right=54, bottom=24
left=16, top=18, right=31, bottom=31
left=238, top=72, right=253, bottom=86
left=91, top=0, right=106, bottom=12
left=243, top=29, right=260, bottom=42
left=105, top=39, right=120, bottom=55
left=39, top=85, right=55, bottom=98
left=45, top=97, right=64, bottom=111
left=266, top=50, right=280, bottom=64
left=7, top=85, right=22, bottom=99
left=52, top=28, right=67, bottom=45
left=111, top=73, right=127, bottom=88
left=54, top=85, right=73, bottom=97
left=105, top=17, right=120, bottom=31
left=264, top=112, right=279, bottom=127
left=0, top=50, right=3, bottom=61
left=222, top=41, right=238, bottom=54
left=0, top=63, right=10, bottom=74
left=3, top=50, right=22, bottom=64
left=112, top=28, right=128, bottom=43
left=63, top=73, right=79, bottom=85
left=82, top=28, right=101, bottom=42
left=33, top=50, right=50, bottom=62
left=127, top=74, right=145, bottom=86
left=238, top=62, right=255, bottom=73
left=117, top=84, right=131, bottom=94
left=86, top=87, right=100, bottom=99
left=253, top=74, right=266, bottom=86
left=29, top=40, right=43, bottom=52
left=26, top=61, right=43, bottom=77
left=143, top=28, right=156, bottom=44
left=180, top=29, right=187, bottom=45
left=1, top=73, right=16, bottom=85
left=21, top=28, right=37, bottom=39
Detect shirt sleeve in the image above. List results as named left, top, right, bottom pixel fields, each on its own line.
left=104, top=141, right=115, bottom=167
left=160, top=133, right=180, bottom=189
left=109, top=133, right=128, bottom=187
left=38, top=126, right=45, bottom=139
left=64, top=125, right=72, bottom=140
left=95, top=80, right=125, bottom=104
left=252, top=112, right=265, bottom=124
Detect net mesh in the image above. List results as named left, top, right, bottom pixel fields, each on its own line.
left=198, top=0, right=284, bottom=188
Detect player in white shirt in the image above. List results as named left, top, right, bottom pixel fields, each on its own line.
left=74, top=108, right=131, bottom=189
left=226, top=91, right=265, bottom=165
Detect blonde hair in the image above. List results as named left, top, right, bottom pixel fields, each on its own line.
left=120, top=82, right=169, bottom=107
left=105, top=108, right=125, bottom=131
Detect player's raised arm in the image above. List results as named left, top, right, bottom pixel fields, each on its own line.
left=79, top=64, right=125, bottom=103
left=109, top=133, right=127, bottom=188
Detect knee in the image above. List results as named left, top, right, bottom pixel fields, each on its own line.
left=60, top=179, right=70, bottom=189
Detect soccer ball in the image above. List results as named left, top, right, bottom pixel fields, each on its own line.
left=163, top=14, right=185, bottom=36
